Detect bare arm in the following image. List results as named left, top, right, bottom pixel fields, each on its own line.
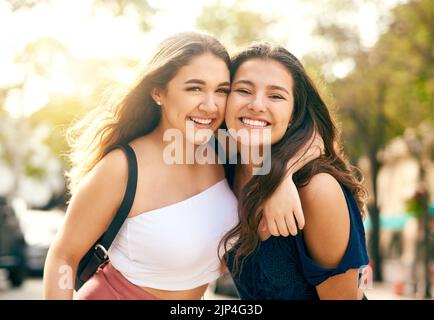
left=43, top=148, right=128, bottom=299
left=287, top=131, right=324, bottom=174
left=299, top=173, right=362, bottom=300
left=260, top=132, right=324, bottom=237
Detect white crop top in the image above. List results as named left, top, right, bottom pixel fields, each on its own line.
left=108, top=179, right=239, bottom=290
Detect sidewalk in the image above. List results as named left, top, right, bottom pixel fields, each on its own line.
left=365, top=283, right=417, bottom=300
left=204, top=282, right=426, bottom=300
left=0, top=270, right=427, bottom=300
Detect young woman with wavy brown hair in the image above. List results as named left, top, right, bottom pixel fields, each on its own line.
left=221, top=43, right=370, bottom=300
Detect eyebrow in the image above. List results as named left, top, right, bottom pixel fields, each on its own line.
left=232, top=80, right=254, bottom=86
left=184, top=79, right=230, bottom=87
left=268, top=85, right=290, bottom=95
left=233, top=79, right=290, bottom=95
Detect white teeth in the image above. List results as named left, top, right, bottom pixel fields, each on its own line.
left=241, top=118, right=268, bottom=127
left=190, top=117, right=213, bottom=125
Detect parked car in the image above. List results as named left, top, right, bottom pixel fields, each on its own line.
left=14, top=206, right=65, bottom=275
left=0, top=196, right=28, bottom=287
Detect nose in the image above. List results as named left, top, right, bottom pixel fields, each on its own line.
left=247, top=93, right=267, bottom=113
left=198, top=93, right=219, bottom=114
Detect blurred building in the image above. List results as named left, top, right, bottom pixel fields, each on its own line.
left=360, top=127, right=434, bottom=297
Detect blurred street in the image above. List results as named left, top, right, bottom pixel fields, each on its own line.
left=0, top=269, right=426, bottom=300
left=0, top=270, right=42, bottom=300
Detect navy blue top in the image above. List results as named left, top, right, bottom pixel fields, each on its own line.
left=226, top=182, right=370, bottom=300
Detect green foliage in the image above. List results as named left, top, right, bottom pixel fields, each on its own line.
left=92, top=0, right=156, bottom=31
left=196, top=0, right=279, bottom=51
left=29, top=95, right=88, bottom=160
left=405, top=190, right=428, bottom=218
left=24, top=163, right=46, bottom=178
left=309, top=0, right=434, bottom=161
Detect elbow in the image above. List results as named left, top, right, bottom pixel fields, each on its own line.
left=46, top=239, right=81, bottom=270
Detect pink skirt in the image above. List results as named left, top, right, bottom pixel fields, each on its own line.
left=73, top=260, right=160, bottom=300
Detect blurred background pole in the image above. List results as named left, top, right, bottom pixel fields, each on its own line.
left=421, top=181, right=432, bottom=299
left=405, top=127, right=432, bottom=299
left=420, top=126, right=432, bottom=299
left=368, top=148, right=383, bottom=282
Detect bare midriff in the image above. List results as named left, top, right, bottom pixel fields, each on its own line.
left=140, top=283, right=209, bottom=300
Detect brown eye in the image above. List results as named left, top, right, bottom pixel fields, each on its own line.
left=217, top=88, right=230, bottom=94
left=270, top=94, right=284, bottom=100
left=186, top=87, right=201, bottom=92
left=236, top=88, right=251, bottom=94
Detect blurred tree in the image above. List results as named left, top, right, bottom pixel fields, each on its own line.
left=306, top=0, right=434, bottom=282
left=6, top=0, right=156, bottom=31
left=0, top=36, right=69, bottom=201
left=92, top=0, right=156, bottom=31
left=6, top=0, right=40, bottom=11
left=331, top=51, right=390, bottom=282
left=1, top=0, right=155, bottom=206
left=196, top=0, right=280, bottom=50
left=29, top=96, right=87, bottom=160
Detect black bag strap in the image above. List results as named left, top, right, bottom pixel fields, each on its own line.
left=97, top=143, right=138, bottom=255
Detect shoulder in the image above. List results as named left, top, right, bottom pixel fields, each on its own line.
left=298, top=173, right=348, bottom=217
left=92, top=146, right=129, bottom=182
left=298, top=173, right=343, bottom=202
left=298, top=173, right=350, bottom=269
left=128, top=135, right=164, bottom=167
left=76, top=145, right=130, bottom=204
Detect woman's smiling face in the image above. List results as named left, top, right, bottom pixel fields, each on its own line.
left=154, top=53, right=230, bottom=145
left=225, top=58, right=295, bottom=146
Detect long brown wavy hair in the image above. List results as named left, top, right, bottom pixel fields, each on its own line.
left=219, top=43, right=368, bottom=276
left=66, top=31, right=230, bottom=195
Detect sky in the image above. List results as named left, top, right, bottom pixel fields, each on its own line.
left=0, top=0, right=406, bottom=117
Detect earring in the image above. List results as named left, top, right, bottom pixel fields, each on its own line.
left=156, top=101, right=161, bottom=106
